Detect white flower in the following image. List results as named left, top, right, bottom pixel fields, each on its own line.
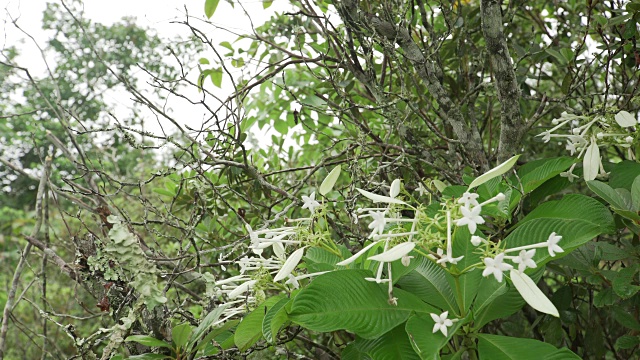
left=560, top=170, right=579, bottom=182
left=512, top=249, right=537, bottom=273
left=401, top=255, right=414, bottom=267
left=546, top=232, right=564, bottom=257
left=285, top=274, right=299, bottom=289
left=430, top=311, right=457, bottom=336
left=625, top=136, right=634, bottom=144
left=458, top=192, right=479, bottom=208
left=416, top=182, right=427, bottom=197
left=228, top=279, right=257, bottom=299
left=455, top=205, right=485, bottom=234
left=482, top=253, right=513, bottom=282
left=436, top=254, right=464, bottom=265
left=367, top=211, right=387, bottom=237
left=565, top=140, right=577, bottom=155
left=538, top=131, right=552, bottom=143
left=301, top=192, right=321, bottom=214
left=470, top=235, right=484, bottom=246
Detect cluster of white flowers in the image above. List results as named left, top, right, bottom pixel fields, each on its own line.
left=536, top=111, right=638, bottom=181
left=211, top=158, right=568, bottom=337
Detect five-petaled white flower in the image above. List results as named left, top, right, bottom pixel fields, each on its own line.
left=455, top=205, right=485, bottom=234
left=546, top=232, right=564, bottom=257
left=301, top=192, right=321, bottom=214
left=512, top=249, right=537, bottom=273
left=431, top=311, right=457, bottom=336
left=367, top=211, right=387, bottom=237
left=458, top=192, right=480, bottom=208
left=482, top=253, right=513, bottom=282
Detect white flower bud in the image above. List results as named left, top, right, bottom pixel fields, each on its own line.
left=470, top=236, right=483, bottom=246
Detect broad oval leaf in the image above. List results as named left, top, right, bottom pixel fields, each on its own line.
left=319, top=165, right=341, bottom=196
left=262, top=297, right=290, bottom=343
left=343, top=324, right=420, bottom=360
left=288, top=270, right=436, bottom=339
left=124, top=335, right=172, bottom=349
left=204, top=0, right=220, bottom=18
left=468, top=154, right=520, bottom=189
left=509, top=270, right=559, bottom=317
left=235, top=296, right=284, bottom=351
left=587, top=180, right=629, bottom=210
left=582, top=138, right=600, bottom=181
left=172, top=322, right=193, bottom=348
left=477, top=334, right=580, bottom=360
left=395, top=257, right=457, bottom=313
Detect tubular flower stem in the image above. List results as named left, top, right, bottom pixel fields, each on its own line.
left=371, top=231, right=418, bottom=240
left=285, top=217, right=312, bottom=223
left=337, top=240, right=382, bottom=266
left=357, top=207, right=388, bottom=213
left=478, top=193, right=506, bottom=207
left=505, top=242, right=549, bottom=253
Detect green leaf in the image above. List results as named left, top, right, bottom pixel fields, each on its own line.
left=194, top=319, right=239, bottom=351
left=219, top=41, right=234, bottom=52
left=631, top=175, right=640, bottom=211
left=124, top=335, right=172, bottom=349
left=209, top=68, right=223, bottom=88
left=587, top=180, right=629, bottom=210
left=613, top=306, right=640, bottom=330
left=235, top=296, right=284, bottom=351
left=263, top=0, right=273, bottom=9
left=395, top=257, right=457, bottom=313
left=262, top=297, right=290, bottom=343
left=188, top=305, right=227, bottom=349
left=612, top=266, right=640, bottom=299
left=545, top=49, right=566, bottom=64
left=288, top=270, right=437, bottom=339
left=172, top=323, right=192, bottom=348
left=615, top=335, right=640, bottom=350
left=127, top=355, right=172, bottom=360
left=610, top=161, right=640, bottom=189
left=477, top=334, right=580, bottom=359
left=345, top=325, right=420, bottom=360
left=452, top=226, right=482, bottom=312
left=468, top=155, right=520, bottom=189
left=406, top=313, right=463, bottom=359
left=204, top=0, right=220, bottom=18
left=517, top=194, right=615, bottom=234
left=505, top=218, right=603, bottom=267
left=519, top=157, right=575, bottom=194
left=319, top=165, right=341, bottom=196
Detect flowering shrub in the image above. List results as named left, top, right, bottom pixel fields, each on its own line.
left=126, top=156, right=616, bottom=359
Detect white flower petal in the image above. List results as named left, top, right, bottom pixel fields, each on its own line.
left=583, top=138, right=600, bottom=181
left=615, top=110, right=637, bottom=127
left=337, top=240, right=381, bottom=266
left=273, top=247, right=305, bottom=281
left=510, top=270, right=559, bottom=317
left=319, top=165, right=341, bottom=196
left=390, top=179, right=402, bottom=198
left=356, top=188, right=407, bottom=205
left=228, top=280, right=257, bottom=299
left=468, top=154, right=520, bottom=189
left=368, top=242, right=416, bottom=262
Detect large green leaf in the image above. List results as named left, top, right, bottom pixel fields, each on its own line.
left=477, top=334, right=580, bottom=359
left=262, top=297, right=290, bottom=343
left=452, top=226, right=482, bottom=312
left=405, top=313, right=463, bottom=360
left=343, top=324, right=420, bottom=360
left=505, top=218, right=604, bottom=267
left=517, top=194, right=614, bottom=234
left=234, top=296, right=284, bottom=351
left=288, top=270, right=437, bottom=339
left=587, top=180, right=629, bottom=210
left=609, top=160, right=640, bottom=189
left=187, top=304, right=227, bottom=350
left=519, top=157, right=576, bottom=194
left=395, top=257, right=457, bottom=313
